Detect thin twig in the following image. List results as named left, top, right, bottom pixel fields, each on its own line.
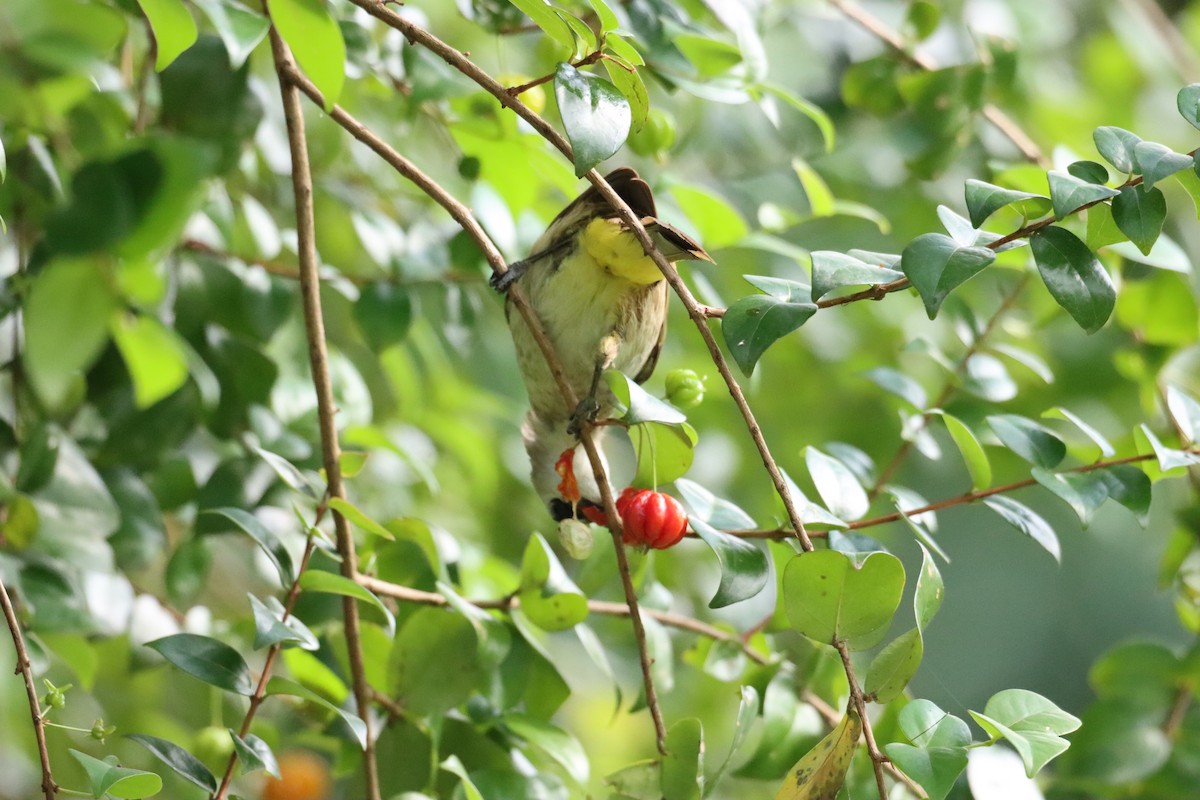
left=507, top=50, right=603, bottom=95
left=1163, top=683, right=1193, bottom=740
left=836, top=641, right=889, bottom=798
left=268, top=27, right=381, bottom=799
left=0, top=576, right=56, bottom=800
left=213, top=533, right=319, bottom=799
left=279, top=52, right=668, bottom=752
left=827, top=0, right=1047, bottom=165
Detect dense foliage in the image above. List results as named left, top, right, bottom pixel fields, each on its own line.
left=2, top=0, right=1200, bottom=799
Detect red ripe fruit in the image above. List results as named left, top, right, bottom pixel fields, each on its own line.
left=615, top=488, right=689, bottom=549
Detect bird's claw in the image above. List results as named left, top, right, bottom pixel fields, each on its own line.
left=567, top=397, right=600, bottom=436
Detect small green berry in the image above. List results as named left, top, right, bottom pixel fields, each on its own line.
left=665, top=368, right=705, bottom=409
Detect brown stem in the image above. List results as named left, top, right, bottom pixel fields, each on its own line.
left=827, top=0, right=1047, bottom=166
left=507, top=50, right=604, bottom=96
left=836, top=640, right=889, bottom=800
left=268, top=27, right=380, bottom=799
left=1163, top=683, right=1193, bottom=740
left=0, top=577, right=56, bottom=799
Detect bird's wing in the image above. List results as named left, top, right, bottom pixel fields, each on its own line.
left=632, top=288, right=669, bottom=385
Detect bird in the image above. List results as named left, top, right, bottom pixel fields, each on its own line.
left=491, top=167, right=713, bottom=521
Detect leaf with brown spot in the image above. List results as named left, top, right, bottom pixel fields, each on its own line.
left=774, top=708, right=861, bottom=800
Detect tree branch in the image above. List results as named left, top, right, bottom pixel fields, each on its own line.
left=0, top=576, right=56, bottom=800
left=268, top=27, right=380, bottom=799
left=836, top=640, right=889, bottom=798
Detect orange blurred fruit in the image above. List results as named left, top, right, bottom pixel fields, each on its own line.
left=262, top=751, right=331, bottom=800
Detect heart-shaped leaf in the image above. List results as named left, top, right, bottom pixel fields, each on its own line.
left=783, top=549, right=905, bottom=649
left=900, top=233, right=995, bottom=319
left=963, top=179, right=1044, bottom=228
left=721, top=283, right=816, bottom=375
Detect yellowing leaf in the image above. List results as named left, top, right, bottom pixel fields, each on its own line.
left=775, top=708, right=861, bottom=800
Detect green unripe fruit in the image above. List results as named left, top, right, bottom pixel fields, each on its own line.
left=193, top=726, right=235, bottom=764
left=627, top=109, right=677, bottom=159
left=665, top=368, right=705, bottom=409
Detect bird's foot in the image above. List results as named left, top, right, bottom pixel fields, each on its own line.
left=567, top=397, right=600, bottom=436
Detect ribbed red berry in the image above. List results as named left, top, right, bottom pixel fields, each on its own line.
left=616, top=489, right=688, bottom=549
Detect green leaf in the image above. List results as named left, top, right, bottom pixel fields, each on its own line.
left=192, top=0, right=269, bottom=68
left=230, top=731, right=279, bottom=778
left=1042, top=407, right=1116, bottom=458
left=249, top=594, right=318, bottom=650
left=1093, top=126, right=1142, bottom=173
left=863, top=367, right=927, bottom=409
left=24, top=259, right=117, bottom=409
left=393, top=608, right=484, bottom=715
left=914, top=542, right=944, bottom=632
left=1167, top=385, right=1200, bottom=442
left=136, top=0, right=198, bottom=70
left=630, top=422, right=697, bottom=486
left=69, top=749, right=164, bottom=799
left=127, top=733, right=218, bottom=793
left=202, top=507, right=295, bottom=587
left=518, top=533, right=588, bottom=631
left=1095, top=464, right=1151, bottom=525
left=265, top=676, right=368, bottom=748
left=1111, top=183, right=1165, bottom=256
left=783, top=549, right=905, bottom=650
left=884, top=700, right=970, bottom=800
left=505, top=714, right=590, bottom=785
left=963, top=180, right=1044, bottom=228
left=441, top=755, right=484, bottom=800
left=1133, top=141, right=1193, bottom=188
left=604, top=370, right=686, bottom=424
left=674, top=478, right=756, bottom=530
left=328, top=497, right=394, bottom=540
left=806, top=447, right=868, bottom=521
left=110, top=314, right=189, bottom=408
left=940, top=413, right=991, bottom=490
left=866, top=628, right=923, bottom=703
left=281, top=647, right=347, bottom=704
left=299, top=570, right=396, bottom=636
left=146, top=633, right=254, bottom=695
left=710, top=686, right=758, bottom=790
left=810, top=251, right=902, bottom=301
left=1047, top=170, right=1120, bottom=219
left=1032, top=468, right=1109, bottom=527
left=604, top=59, right=648, bottom=134
left=1085, top=201, right=1126, bottom=250
left=661, top=718, right=704, bottom=800
left=970, top=689, right=1081, bottom=777
left=1031, top=226, right=1115, bottom=334
left=900, top=233, right=996, bottom=319
left=760, top=84, right=835, bottom=153
left=1068, top=160, right=1109, bottom=184
left=906, top=0, right=940, bottom=38
left=554, top=62, right=631, bottom=177
left=983, top=496, right=1061, bottom=562
left=987, top=414, right=1066, bottom=468
left=508, top=0, right=576, bottom=52
left=270, top=0, right=346, bottom=109
left=690, top=517, right=769, bottom=609
left=1177, top=84, right=1200, bottom=130
left=722, top=281, right=817, bottom=375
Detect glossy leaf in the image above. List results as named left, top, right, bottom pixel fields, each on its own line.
left=266, top=676, right=368, bottom=748
left=805, top=447, right=869, bottom=521
left=506, top=714, right=590, bottom=785
left=1047, top=170, right=1120, bottom=219
left=900, top=232, right=996, bottom=319
left=983, top=496, right=1061, bottom=562
left=987, top=414, right=1066, bottom=468
left=783, top=549, right=905, bottom=649
left=1032, top=468, right=1109, bottom=526
left=915, top=542, right=944, bottom=632
left=710, top=686, right=759, bottom=790
left=69, top=749, right=163, bottom=799
left=110, top=314, right=189, bottom=408
left=885, top=700, right=971, bottom=800
left=555, top=62, right=631, bottom=177
left=518, top=533, right=588, bottom=630
left=630, top=421, right=697, bottom=486
left=1111, top=184, right=1165, bottom=255
left=192, top=0, right=269, bottom=68
left=604, top=58, right=648, bottom=134
left=865, top=628, right=923, bottom=703
left=690, top=517, right=769, bottom=609
left=1030, top=226, right=1115, bottom=333
left=1093, top=126, right=1142, bottom=173
left=963, top=179, right=1044, bottom=228
left=1042, top=407, right=1116, bottom=458
left=1095, top=465, right=1152, bottom=525
left=970, top=689, right=1081, bottom=777
left=1133, top=141, right=1193, bottom=188
left=147, top=633, right=253, bottom=694
left=722, top=281, right=817, bottom=375
left=128, top=733, right=218, bottom=793
left=605, top=370, right=686, bottom=425
left=270, top=0, right=346, bottom=108
left=137, top=0, right=197, bottom=70
left=508, top=0, right=576, bottom=52
left=941, top=413, right=991, bottom=490
left=864, top=366, right=927, bottom=409
left=249, top=594, right=317, bottom=650
left=1068, top=160, right=1109, bottom=184
left=809, top=251, right=902, bottom=301
left=230, top=731, right=279, bottom=778
left=1167, top=385, right=1200, bottom=442
left=328, top=497, right=394, bottom=540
